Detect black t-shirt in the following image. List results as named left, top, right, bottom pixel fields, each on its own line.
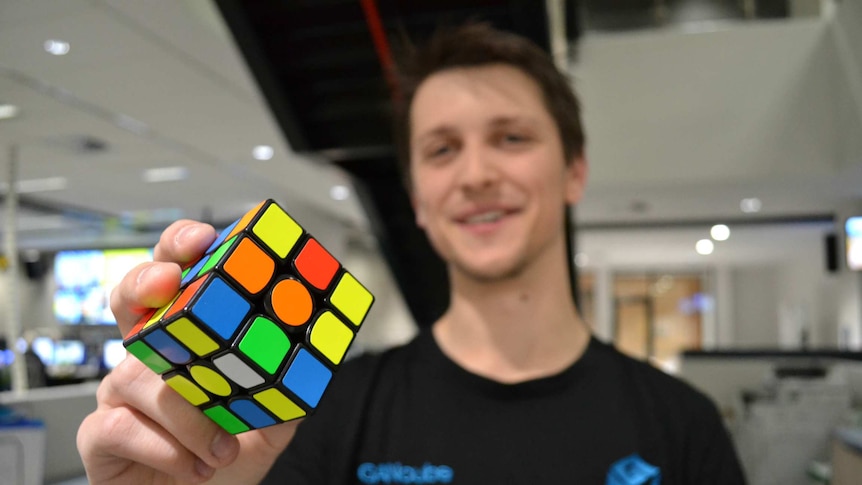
left=264, top=331, right=747, bottom=484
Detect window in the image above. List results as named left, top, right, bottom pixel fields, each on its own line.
left=613, top=272, right=707, bottom=372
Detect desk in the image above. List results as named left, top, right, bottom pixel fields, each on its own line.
left=0, top=382, right=98, bottom=483
left=832, top=427, right=862, bottom=485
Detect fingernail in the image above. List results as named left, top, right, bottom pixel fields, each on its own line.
left=135, top=265, right=152, bottom=285
left=195, top=458, right=215, bottom=480
left=175, top=224, right=199, bottom=245
left=210, top=430, right=238, bottom=461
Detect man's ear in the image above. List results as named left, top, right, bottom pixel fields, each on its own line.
left=411, top=193, right=427, bottom=229
left=564, top=154, right=588, bottom=205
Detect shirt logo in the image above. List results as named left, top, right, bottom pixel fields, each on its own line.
left=607, top=454, right=661, bottom=485
left=357, top=462, right=454, bottom=484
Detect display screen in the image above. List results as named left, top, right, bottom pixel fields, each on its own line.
left=31, top=336, right=55, bottom=364
left=846, top=217, right=862, bottom=271
left=53, top=340, right=87, bottom=366
left=102, top=339, right=126, bottom=370
left=28, top=338, right=86, bottom=366
left=54, top=248, right=153, bottom=324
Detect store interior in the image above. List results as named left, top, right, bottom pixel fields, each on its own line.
left=1, top=1, right=861, bottom=484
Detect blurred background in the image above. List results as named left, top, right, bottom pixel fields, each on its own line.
left=0, top=1, right=861, bottom=483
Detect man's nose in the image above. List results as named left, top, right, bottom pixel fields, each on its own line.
left=457, top=143, right=499, bottom=190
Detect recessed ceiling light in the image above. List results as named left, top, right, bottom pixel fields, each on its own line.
left=142, top=166, right=189, bottom=183
left=330, top=184, right=350, bottom=201
left=23, top=249, right=41, bottom=263
left=0, top=104, right=20, bottom=120
left=0, top=177, right=67, bottom=194
left=44, top=39, right=70, bottom=56
left=115, top=114, right=149, bottom=135
left=740, top=197, right=762, bottom=213
left=696, top=239, right=714, bottom=255
left=252, top=145, right=274, bottom=161
left=710, top=224, right=730, bottom=241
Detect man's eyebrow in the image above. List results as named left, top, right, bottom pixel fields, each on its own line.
left=414, top=116, right=538, bottom=144
left=488, top=115, right=535, bottom=127
left=414, top=125, right=456, bottom=143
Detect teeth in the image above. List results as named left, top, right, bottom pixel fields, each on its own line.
left=465, top=211, right=504, bottom=224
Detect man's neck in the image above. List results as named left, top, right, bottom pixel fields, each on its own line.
left=432, top=245, right=591, bottom=384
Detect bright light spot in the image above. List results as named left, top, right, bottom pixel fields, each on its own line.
left=23, top=249, right=40, bottom=263
left=1, top=349, right=14, bottom=366
left=20, top=177, right=67, bottom=192
left=0, top=177, right=67, bottom=193
left=696, top=239, right=714, bottom=255
left=710, top=224, right=730, bottom=241
left=0, top=104, right=20, bottom=120
left=44, top=39, right=70, bottom=55
left=650, top=275, right=674, bottom=296
left=740, top=198, right=762, bottom=213
left=142, top=166, right=189, bottom=183
left=574, top=252, right=589, bottom=267
left=115, top=114, right=149, bottom=135
left=330, top=184, right=350, bottom=201
left=252, top=145, right=274, bottom=160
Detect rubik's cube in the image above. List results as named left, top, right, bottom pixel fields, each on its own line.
left=122, top=199, right=374, bottom=434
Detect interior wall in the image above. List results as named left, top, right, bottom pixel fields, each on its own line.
left=833, top=0, right=862, bottom=140
left=586, top=253, right=851, bottom=351
left=776, top=244, right=837, bottom=348
left=730, top=265, right=780, bottom=347
left=0, top=264, right=58, bottom=338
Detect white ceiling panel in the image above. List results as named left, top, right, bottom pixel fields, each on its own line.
left=0, top=9, right=155, bottom=78
left=0, top=0, right=860, bottom=262
left=574, top=20, right=840, bottom=187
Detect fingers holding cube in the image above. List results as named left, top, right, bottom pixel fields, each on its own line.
left=123, top=199, right=374, bottom=434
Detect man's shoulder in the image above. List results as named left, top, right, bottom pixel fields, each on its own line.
left=588, top=338, right=719, bottom=415
left=326, top=333, right=423, bottom=393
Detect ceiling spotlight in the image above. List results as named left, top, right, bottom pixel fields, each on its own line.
left=143, top=166, right=189, bottom=183
left=44, top=39, right=70, bottom=56
left=695, top=239, right=714, bottom=255
left=740, top=197, right=762, bottom=213
left=13, top=177, right=67, bottom=193
left=0, top=104, right=20, bottom=120
left=23, top=249, right=41, bottom=263
left=115, top=114, right=149, bottom=135
left=330, top=184, right=350, bottom=201
left=252, top=145, right=274, bottom=161
left=710, top=224, right=730, bottom=241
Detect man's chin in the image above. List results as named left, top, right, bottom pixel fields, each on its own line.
left=451, top=258, right=525, bottom=284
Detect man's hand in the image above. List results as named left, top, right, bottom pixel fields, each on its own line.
left=77, top=220, right=300, bottom=484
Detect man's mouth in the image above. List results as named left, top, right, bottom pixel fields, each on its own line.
left=463, top=210, right=506, bottom=225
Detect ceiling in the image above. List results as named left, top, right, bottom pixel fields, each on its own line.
left=0, top=0, right=365, bottom=249
left=0, top=0, right=860, bottom=269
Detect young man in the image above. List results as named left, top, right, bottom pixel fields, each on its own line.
left=78, top=24, right=746, bottom=484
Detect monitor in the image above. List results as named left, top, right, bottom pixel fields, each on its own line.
left=53, top=340, right=86, bottom=366
left=102, top=339, right=126, bottom=370
left=846, top=217, right=862, bottom=271
left=30, top=336, right=55, bottom=365
left=54, top=247, right=153, bottom=324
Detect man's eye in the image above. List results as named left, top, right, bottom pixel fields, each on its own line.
left=426, top=144, right=452, bottom=159
left=501, top=133, right=528, bottom=145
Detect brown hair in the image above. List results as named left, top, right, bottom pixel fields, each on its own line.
left=394, top=22, right=585, bottom=186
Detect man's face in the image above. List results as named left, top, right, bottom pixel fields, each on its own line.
left=409, top=64, right=586, bottom=282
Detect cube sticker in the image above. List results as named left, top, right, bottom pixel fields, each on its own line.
left=124, top=199, right=374, bottom=434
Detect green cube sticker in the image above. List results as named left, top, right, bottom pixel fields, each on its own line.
left=239, top=316, right=290, bottom=375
